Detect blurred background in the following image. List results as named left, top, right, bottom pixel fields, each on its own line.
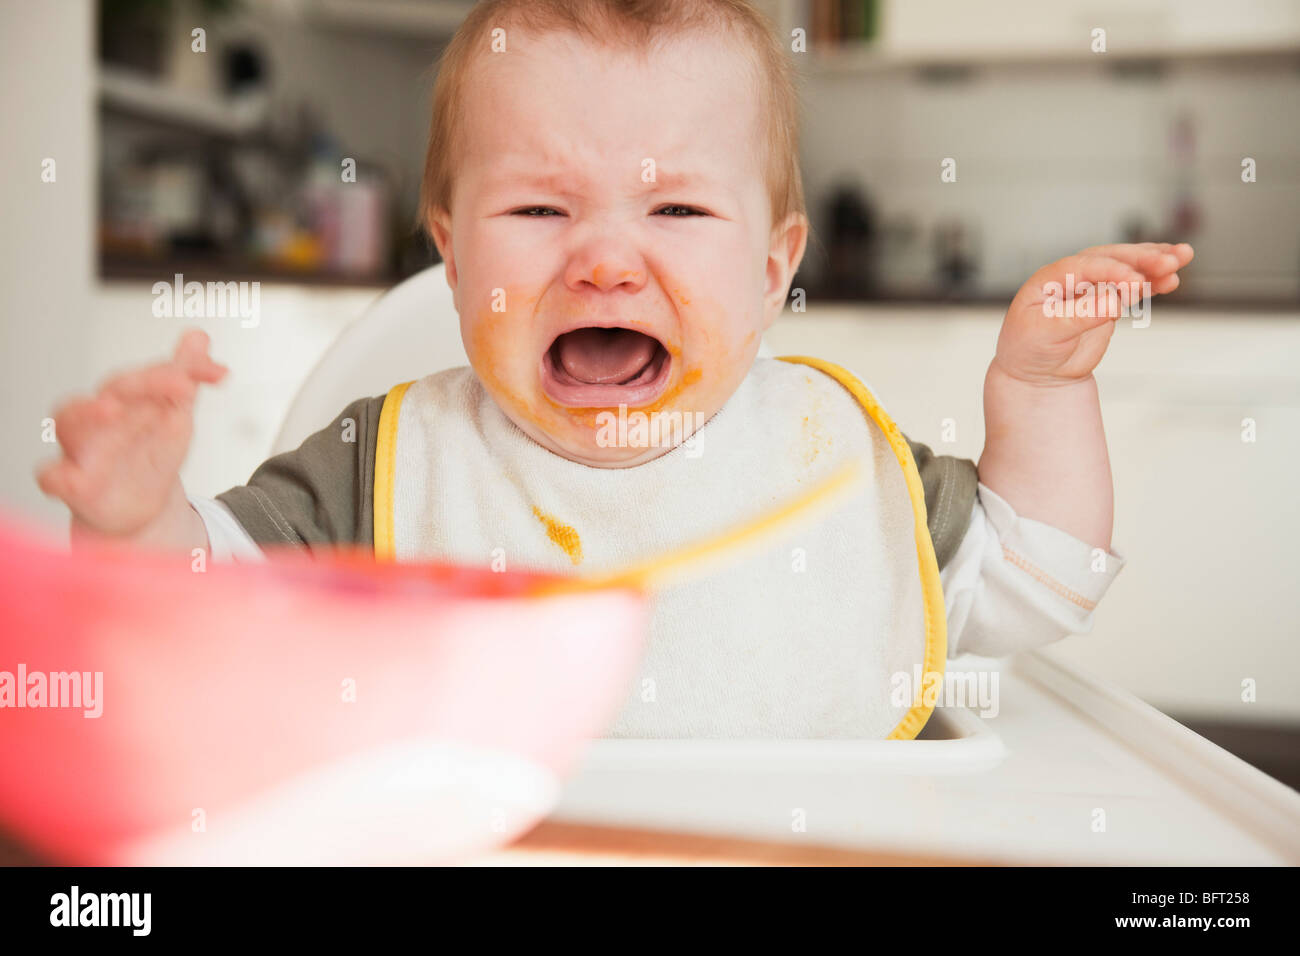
left=83, top=0, right=1300, bottom=301
left=95, top=0, right=452, bottom=287
left=1, top=0, right=1298, bottom=784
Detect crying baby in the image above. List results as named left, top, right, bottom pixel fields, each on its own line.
left=39, top=0, right=1193, bottom=739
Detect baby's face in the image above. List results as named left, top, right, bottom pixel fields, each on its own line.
left=430, top=28, right=803, bottom=466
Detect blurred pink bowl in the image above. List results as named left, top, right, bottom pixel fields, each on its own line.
left=0, top=516, right=648, bottom=865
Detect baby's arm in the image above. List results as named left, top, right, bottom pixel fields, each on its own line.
left=36, top=329, right=226, bottom=554
left=906, top=435, right=1125, bottom=659
left=977, top=242, right=1194, bottom=549
left=207, top=394, right=385, bottom=552
left=940, top=480, right=1128, bottom=658
left=908, top=243, right=1192, bottom=657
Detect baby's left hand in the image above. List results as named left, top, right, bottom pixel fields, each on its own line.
left=993, top=242, right=1194, bottom=385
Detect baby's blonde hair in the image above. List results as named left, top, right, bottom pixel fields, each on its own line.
left=418, top=0, right=805, bottom=235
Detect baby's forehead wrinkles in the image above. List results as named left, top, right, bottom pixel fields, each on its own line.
left=482, top=161, right=731, bottom=194
left=485, top=168, right=573, bottom=192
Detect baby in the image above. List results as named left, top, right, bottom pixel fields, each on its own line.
left=38, top=0, right=1192, bottom=739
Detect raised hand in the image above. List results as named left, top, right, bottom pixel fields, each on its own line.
left=37, top=329, right=227, bottom=537
left=994, top=242, right=1194, bottom=385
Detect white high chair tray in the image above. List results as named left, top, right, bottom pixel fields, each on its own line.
left=551, top=647, right=1300, bottom=865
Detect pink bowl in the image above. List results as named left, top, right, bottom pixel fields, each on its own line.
left=0, top=516, right=648, bottom=864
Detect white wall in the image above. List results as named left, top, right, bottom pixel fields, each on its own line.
left=0, top=0, right=96, bottom=524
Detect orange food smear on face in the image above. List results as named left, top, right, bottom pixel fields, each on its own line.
left=468, top=295, right=556, bottom=434
left=533, top=507, right=583, bottom=564
left=635, top=366, right=702, bottom=415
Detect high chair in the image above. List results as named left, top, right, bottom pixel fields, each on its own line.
left=274, top=264, right=1300, bottom=865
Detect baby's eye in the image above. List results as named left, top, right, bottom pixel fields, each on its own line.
left=511, top=207, right=564, bottom=217
left=654, top=204, right=707, bottom=217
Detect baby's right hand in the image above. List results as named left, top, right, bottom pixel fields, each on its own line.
left=37, top=329, right=228, bottom=537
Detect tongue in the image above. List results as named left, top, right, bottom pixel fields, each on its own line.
left=554, top=328, right=658, bottom=385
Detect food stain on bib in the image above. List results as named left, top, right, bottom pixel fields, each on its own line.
left=532, top=507, right=583, bottom=565
left=801, top=404, right=831, bottom=467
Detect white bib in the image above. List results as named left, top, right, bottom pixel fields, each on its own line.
left=373, top=356, right=944, bottom=739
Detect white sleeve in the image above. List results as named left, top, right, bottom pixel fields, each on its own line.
left=939, top=482, right=1125, bottom=659
left=187, top=494, right=266, bottom=563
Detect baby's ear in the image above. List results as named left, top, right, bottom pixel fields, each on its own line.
left=426, top=208, right=457, bottom=288
left=764, top=212, right=809, bottom=326
left=425, top=207, right=451, bottom=254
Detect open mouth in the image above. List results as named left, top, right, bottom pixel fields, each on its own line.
left=541, top=327, right=673, bottom=407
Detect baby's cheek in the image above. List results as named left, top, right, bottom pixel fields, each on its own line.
left=464, top=294, right=547, bottom=422
left=660, top=320, right=759, bottom=420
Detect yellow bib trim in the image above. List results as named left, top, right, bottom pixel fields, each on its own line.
left=373, top=380, right=414, bottom=561
left=777, top=355, right=947, bottom=741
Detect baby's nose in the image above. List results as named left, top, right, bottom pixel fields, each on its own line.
left=567, top=260, right=648, bottom=295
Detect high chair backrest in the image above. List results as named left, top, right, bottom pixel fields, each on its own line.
left=273, top=262, right=776, bottom=455
left=272, top=264, right=465, bottom=455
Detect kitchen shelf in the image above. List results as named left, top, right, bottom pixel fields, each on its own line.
left=803, top=40, right=1300, bottom=74
left=307, top=0, right=476, bottom=37
left=99, top=253, right=403, bottom=289
left=98, top=66, right=267, bottom=138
